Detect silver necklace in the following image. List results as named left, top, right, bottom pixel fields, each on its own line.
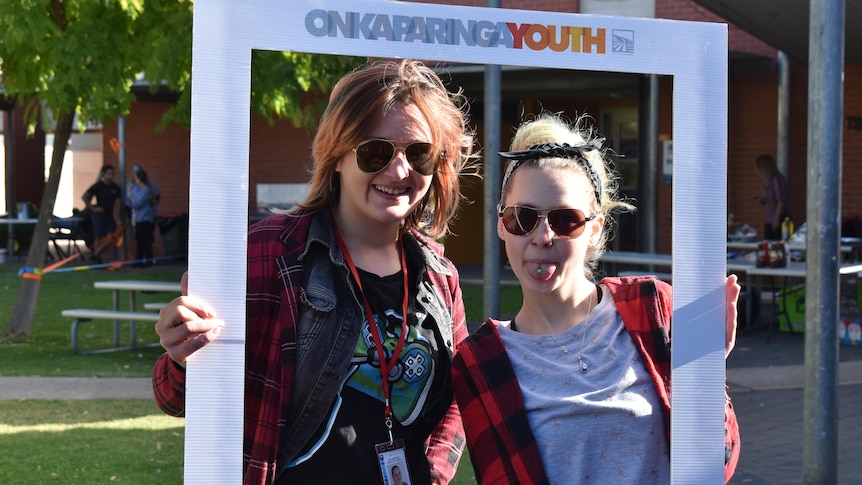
left=512, top=287, right=596, bottom=373
left=559, top=289, right=593, bottom=373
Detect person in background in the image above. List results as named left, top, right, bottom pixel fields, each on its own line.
left=126, top=164, right=160, bottom=216
left=754, top=154, right=789, bottom=241
left=152, top=59, right=477, bottom=485
left=125, top=169, right=157, bottom=266
left=451, top=113, right=741, bottom=484
left=81, top=164, right=121, bottom=252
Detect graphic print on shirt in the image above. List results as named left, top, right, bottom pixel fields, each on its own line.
left=345, top=308, right=435, bottom=425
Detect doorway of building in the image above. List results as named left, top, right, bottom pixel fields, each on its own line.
left=600, top=106, right=639, bottom=252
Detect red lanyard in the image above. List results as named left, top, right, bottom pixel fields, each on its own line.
left=334, top=223, right=409, bottom=441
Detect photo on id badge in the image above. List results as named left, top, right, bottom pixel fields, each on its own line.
left=376, top=439, right=411, bottom=485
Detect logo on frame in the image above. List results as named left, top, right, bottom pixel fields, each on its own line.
left=304, top=9, right=634, bottom=56
left=612, top=30, right=635, bottom=54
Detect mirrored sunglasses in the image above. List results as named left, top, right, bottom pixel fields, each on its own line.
left=499, top=205, right=596, bottom=239
left=353, top=139, right=440, bottom=176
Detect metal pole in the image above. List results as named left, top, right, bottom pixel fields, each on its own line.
left=5, top=109, right=14, bottom=218
left=118, top=116, right=127, bottom=258
left=482, top=0, right=502, bottom=322
left=483, top=63, right=501, bottom=321
left=777, top=51, right=790, bottom=177
left=637, top=74, right=659, bottom=254
left=803, top=0, right=844, bottom=483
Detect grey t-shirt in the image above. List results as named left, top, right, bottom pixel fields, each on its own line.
left=498, top=286, right=670, bottom=484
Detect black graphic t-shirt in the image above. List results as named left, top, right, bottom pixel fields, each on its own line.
left=278, top=266, right=451, bottom=485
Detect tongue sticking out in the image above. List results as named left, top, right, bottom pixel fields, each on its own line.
left=526, top=262, right=556, bottom=281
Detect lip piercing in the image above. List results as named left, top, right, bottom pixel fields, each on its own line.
left=536, top=267, right=543, bottom=275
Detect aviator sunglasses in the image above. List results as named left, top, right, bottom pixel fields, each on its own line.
left=353, top=139, right=440, bottom=176
left=499, top=205, right=596, bottom=239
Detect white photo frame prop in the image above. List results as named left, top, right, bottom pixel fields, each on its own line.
left=186, top=1, right=728, bottom=483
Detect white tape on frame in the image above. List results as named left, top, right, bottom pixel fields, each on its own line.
left=187, top=1, right=728, bottom=483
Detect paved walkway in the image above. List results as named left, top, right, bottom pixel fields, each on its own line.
left=0, top=376, right=152, bottom=400
left=724, top=328, right=862, bottom=485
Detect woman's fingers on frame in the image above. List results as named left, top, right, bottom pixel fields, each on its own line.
left=725, top=274, right=741, bottom=324
left=157, top=297, right=216, bottom=331
left=156, top=310, right=223, bottom=341
left=180, top=271, right=189, bottom=295
left=155, top=293, right=222, bottom=363
left=726, top=274, right=741, bottom=357
left=726, top=274, right=741, bottom=303
left=160, top=319, right=224, bottom=364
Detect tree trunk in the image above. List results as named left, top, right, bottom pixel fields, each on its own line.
left=5, top=109, right=75, bottom=336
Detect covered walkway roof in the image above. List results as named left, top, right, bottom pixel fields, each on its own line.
left=693, top=0, right=862, bottom=63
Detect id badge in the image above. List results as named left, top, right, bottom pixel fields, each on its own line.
left=375, top=439, right=412, bottom=485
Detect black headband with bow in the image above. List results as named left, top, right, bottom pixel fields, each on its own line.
left=499, top=141, right=604, bottom=206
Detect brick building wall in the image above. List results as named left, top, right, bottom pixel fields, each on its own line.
left=101, top=103, right=191, bottom=259
left=727, top=67, right=782, bottom=227
left=103, top=103, right=191, bottom=217
left=844, top=63, right=862, bottom=220
left=725, top=62, right=862, bottom=242
left=101, top=102, right=323, bottom=258
left=8, top=106, right=46, bottom=213
left=103, top=103, right=322, bottom=218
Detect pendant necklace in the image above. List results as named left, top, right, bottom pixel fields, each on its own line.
left=567, top=289, right=593, bottom=373
left=512, top=286, right=596, bottom=373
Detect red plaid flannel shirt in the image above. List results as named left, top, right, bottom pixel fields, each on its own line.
left=452, top=276, right=740, bottom=484
left=153, top=211, right=468, bottom=484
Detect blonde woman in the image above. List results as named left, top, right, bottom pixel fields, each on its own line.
left=452, top=113, right=741, bottom=484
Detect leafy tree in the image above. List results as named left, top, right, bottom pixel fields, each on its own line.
left=1, top=0, right=362, bottom=335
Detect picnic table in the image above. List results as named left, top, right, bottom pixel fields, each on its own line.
left=93, top=279, right=182, bottom=312
left=63, top=279, right=181, bottom=355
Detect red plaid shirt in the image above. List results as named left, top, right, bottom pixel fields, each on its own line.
left=153, top=211, right=468, bottom=484
left=452, top=276, right=740, bottom=484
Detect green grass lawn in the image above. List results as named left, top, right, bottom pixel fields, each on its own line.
left=0, top=263, right=186, bottom=376
left=0, top=399, right=185, bottom=485
left=0, top=260, right=521, bottom=484
left=0, top=395, right=477, bottom=485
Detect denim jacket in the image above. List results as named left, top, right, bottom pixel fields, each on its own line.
left=278, top=208, right=461, bottom=468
